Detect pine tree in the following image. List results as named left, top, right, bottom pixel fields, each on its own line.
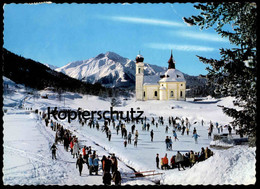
left=183, top=2, right=257, bottom=137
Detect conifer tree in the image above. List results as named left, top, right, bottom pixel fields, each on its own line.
left=183, top=2, right=257, bottom=137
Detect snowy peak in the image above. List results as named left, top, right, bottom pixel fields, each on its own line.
left=55, top=52, right=169, bottom=88
left=56, top=60, right=84, bottom=74
left=44, top=63, right=58, bottom=70
left=55, top=52, right=137, bottom=88
left=104, top=51, right=127, bottom=63
left=94, top=53, right=105, bottom=60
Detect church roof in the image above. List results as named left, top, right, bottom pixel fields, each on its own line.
left=159, top=69, right=186, bottom=82
left=143, top=75, right=160, bottom=85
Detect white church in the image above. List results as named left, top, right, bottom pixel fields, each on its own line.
left=135, top=51, right=186, bottom=101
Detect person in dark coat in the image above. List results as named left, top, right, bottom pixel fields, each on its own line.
left=108, top=129, right=112, bottom=141
left=103, top=171, right=112, bottom=185
left=147, top=123, right=150, bottom=131
left=124, top=140, right=127, bottom=147
left=165, top=136, right=170, bottom=150
left=111, top=154, right=118, bottom=174
left=112, top=170, right=122, bottom=185
left=116, top=124, right=120, bottom=135
left=165, top=125, right=169, bottom=133
left=127, top=132, right=132, bottom=144
left=45, top=118, right=49, bottom=126
left=193, top=127, right=197, bottom=134
left=131, top=124, right=135, bottom=134
left=156, top=153, right=160, bottom=169
left=199, top=147, right=206, bottom=162
left=228, top=125, right=232, bottom=136
left=63, top=132, right=68, bottom=151
left=76, top=154, right=85, bottom=176
left=104, top=156, right=112, bottom=173
left=150, top=130, right=154, bottom=142
left=50, top=143, right=57, bottom=160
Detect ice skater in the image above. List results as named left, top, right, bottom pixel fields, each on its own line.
left=192, top=133, right=200, bottom=144
left=150, top=130, right=154, bottom=142
left=173, top=130, right=179, bottom=141
left=128, top=132, right=132, bottom=144
left=134, top=136, right=138, bottom=147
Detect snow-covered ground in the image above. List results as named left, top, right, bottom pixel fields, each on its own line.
left=3, top=77, right=256, bottom=185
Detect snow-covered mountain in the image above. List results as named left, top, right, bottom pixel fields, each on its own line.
left=44, top=63, right=58, bottom=70
left=55, top=52, right=167, bottom=88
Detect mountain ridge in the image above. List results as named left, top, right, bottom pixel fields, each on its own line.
left=55, top=52, right=207, bottom=92
left=55, top=52, right=168, bottom=88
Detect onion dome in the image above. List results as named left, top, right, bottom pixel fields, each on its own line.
left=168, top=50, right=175, bottom=69
left=136, top=54, right=144, bottom=63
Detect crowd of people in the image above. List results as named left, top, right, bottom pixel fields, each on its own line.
left=33, top=107, right=223, bottom=183
left=38, top=109, right=122, bottom=185
left=157, top=147, right=213, bottom=171
left=46, top=106, right=234, bottom=150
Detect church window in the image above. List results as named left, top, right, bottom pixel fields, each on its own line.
left=143, top=91, right=145, bottom=97
left=170, top=91, right=174, bottom=97
left=154, top=91, right=158, bottom=97
left=180, top=91, right=183, bottom=97
left=138, top=68, right=141, bottom=74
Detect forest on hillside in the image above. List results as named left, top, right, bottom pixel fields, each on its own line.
left=2, top=48, right=130, bottom=98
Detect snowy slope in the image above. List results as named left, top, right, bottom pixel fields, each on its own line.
left=3, top=77, right=256, bottom=185
left=55, top=52, right=167, bottom=88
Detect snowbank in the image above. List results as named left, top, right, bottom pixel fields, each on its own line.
left=210, top=140, right=234, bottom=148
left=162, top=146, right=256, bottom=185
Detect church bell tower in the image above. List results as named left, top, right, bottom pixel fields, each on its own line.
left=135, top=53, right=144, bottom=101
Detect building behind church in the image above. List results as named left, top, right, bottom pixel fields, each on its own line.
left=135, top=51, right=186, bottom=101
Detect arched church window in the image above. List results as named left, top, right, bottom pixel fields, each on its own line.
left=180, top=91, right=183, bottom=97
left=154, top=91, right=158, bottom=97
left=170, top=91, right=174, bottom=97
left=143, top=91, right=145, bottom=97
left=138, top=68, right=141, bottom=74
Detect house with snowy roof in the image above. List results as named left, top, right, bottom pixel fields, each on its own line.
left=135, top=51, right=186, bottom=101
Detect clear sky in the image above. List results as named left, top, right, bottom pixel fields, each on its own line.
left=3, top=3, right=234, bottom=76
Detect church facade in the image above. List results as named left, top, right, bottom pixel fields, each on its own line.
left=135, top=52, right=186, bottom=101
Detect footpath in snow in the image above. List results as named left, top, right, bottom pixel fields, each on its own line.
left=3, top=109, right=105, bottom=185
left=3, top=108, right=153, bottom=185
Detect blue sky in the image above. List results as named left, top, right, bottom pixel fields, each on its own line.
left=3, top=3, right=234, bottom=76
